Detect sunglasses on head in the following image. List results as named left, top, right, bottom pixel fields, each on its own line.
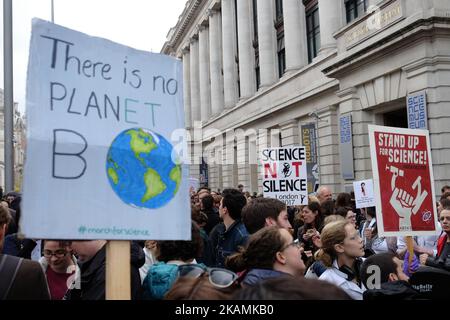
left=177, top=264, right=238, bottom=288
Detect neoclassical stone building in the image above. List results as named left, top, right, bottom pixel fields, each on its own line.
left=162, top=0, right=450, bottom=195
left=0, top=88, right=26, bottom=191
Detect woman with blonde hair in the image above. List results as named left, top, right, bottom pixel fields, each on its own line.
left=316, top=220, right=365, bottom=300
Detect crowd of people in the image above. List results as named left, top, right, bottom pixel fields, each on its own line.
left=1, top=184, right=450, bottom=300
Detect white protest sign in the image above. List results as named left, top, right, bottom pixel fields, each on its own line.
left=21, top=19, right=190, bottom=240
left=353, top=179, right=375, bottom=209
left=261, top=147, right=308, bottom=205
left=189, top=178, right=199, bottom=194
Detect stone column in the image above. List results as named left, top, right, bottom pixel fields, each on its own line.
left=222, top=0, right=239, bottom=108
left=208, top=9, right=224, bottom=116
left=283, top=0, right=308, bottom=71
left=248, top=137, right=258, bottom=193
left=237, top=135, right=251, bottom=192
left=206, top=142, right=218, bottom=191
left=318, top=0, right=342, bottom=54
left=257, top=0, right=278, bottom=88
left=198, top=25, right=211, bottom=122
left=189, top=36, right=201, bottom=122
left=337, top=87, right=374, bottom=184
left=189, top=136, right=201, bottom=181
left=237, top=0, right=256, bottom=99
left=280, top=120, right=300, bottom=146
left=222, top=137, right=235, bottom=188
left=316, top=105, right=340, bottom=193
left=403, top=61, right=450, bottom=197
left=182, top=47, right=191, bottom=127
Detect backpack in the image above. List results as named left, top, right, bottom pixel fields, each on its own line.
left=0, top=255, right=23, bottom=300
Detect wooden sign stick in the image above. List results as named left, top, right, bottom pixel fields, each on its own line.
left=406, top=236, right=414, bottom=271
left=106, top=240, right=131, bottom=300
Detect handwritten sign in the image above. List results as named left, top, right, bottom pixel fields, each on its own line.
left=21, top=19, right=190, bottom=240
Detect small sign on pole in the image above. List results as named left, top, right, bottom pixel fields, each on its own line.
left=301, top=123, right=319, bottom=194
left=339, top=114, right=355, bottom=180
left=368, top=125, right=438, bottom=237
left=353, top=179, right=375, bottom=209
left=261, top=146, right=308, bottom=206
left=407, top=91, right=427, bottom=129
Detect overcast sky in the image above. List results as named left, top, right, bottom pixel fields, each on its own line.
left=1, top=0, right=187, bottom=112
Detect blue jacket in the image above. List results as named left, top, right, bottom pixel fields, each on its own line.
left=209, top=220, right=249, bottom=268
left=243, top=269, right=290, bottom=286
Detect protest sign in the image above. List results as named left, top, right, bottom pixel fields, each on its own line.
left=189, top=178, right=200, bottom=194
left=368, top=125, right=438, bottom=237
left=301, top=123, right=319, bottom=193
left=261, top=146, right=308, bottom=205
left=353, top=179, right=375, bottom=209
left=21, top=19, right=190, bottom=240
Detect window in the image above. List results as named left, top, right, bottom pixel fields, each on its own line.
left=306, top=4, right=320, bottom=63
left=275, top=0, right=285, bottom=77
left=383, top=109, right=408, bottom=128
left=252, top=0, right=260, bottom=89
left=275, top=0, right=283, bottom=21
left=234, top=0, right=240, bottom=98
left=255, top=53, right=261, bottom=89
left=277, top=37, right=286, bottom=78
left=252, top=0, right=258, bottom=38
left=345, top=0, right=367, bottom=23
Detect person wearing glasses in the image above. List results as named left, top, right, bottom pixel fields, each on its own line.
left=226, top=226, right=305, bottom=286
left=316, top=220, right=366, bottom=300
left=336, top=206, right=357, bottom=228
left=39, top=240, right=79, bottom=300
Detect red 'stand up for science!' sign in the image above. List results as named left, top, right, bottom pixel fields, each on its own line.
left=368, top=125, right=438, bottom=237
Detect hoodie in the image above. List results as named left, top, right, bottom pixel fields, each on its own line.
left=143, top=262, right=179, bottom=300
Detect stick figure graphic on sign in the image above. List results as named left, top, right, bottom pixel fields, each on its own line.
left=387, top=165, right=428, bottom=231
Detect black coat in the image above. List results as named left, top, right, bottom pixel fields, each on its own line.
left=203, top=208, right=221, bottom=235
left=1, top=254, right=50, bottom=300
left=363, top=280, right=422, bottom=300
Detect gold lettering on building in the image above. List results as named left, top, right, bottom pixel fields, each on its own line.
left=345, top=1, right=402, bottom=47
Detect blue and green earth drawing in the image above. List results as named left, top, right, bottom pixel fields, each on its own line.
left=106, top=128, right=181, bottom=209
